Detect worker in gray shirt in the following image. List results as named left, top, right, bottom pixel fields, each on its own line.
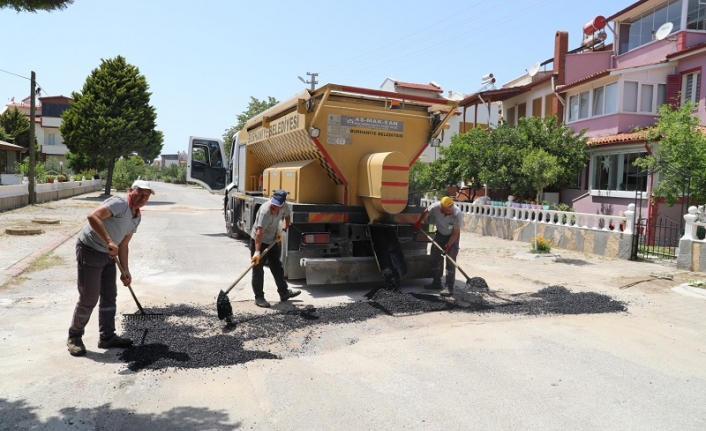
left=414, top=196, right=464, bottom=297
left=67, top=180, right=154, bottom=357
left=249, top=189, right=301, bottom=308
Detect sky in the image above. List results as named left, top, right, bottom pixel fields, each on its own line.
left=1, top=0, right=628, bottom=156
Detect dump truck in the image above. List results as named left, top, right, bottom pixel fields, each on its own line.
left=187, top=83, right=458, bottom=286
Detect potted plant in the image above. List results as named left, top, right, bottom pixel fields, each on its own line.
left=541, top=200, right=550, bottom=210
left=46, top=175, right=56, bottom=184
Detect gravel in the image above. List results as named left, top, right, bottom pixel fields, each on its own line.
left=119, top=279, right=627, bottom=372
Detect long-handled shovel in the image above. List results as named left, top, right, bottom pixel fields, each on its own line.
left=417, top=229, right=484, bottom=291
left=115, top=256, right=164, bottom=320
left=217, top=238, right=280, bottom=321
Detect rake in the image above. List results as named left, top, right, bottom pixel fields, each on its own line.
left=115, top=256, right=164, bottom=320
left=217, top=239, right=280, bottom=321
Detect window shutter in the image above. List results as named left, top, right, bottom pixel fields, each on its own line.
left=666, top=74, right=681, bottom=108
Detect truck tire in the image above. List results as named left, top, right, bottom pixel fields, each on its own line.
left=225, top=196, right=246, bottom=239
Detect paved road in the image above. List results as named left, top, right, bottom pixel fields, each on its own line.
left=1, top=182, right=706, bottom=430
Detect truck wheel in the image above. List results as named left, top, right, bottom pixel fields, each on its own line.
left=226, top=198, right=246, bottom=239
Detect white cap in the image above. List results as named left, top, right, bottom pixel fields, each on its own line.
left=131, top=179, right=155, bottom=195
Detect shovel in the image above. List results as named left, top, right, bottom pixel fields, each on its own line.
left=217, top=238, right=280, bottom=321
left=417, top=229, right=484, bottom=291
left=115, top=256, right=164, bottom=320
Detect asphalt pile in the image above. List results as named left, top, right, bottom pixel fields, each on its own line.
left=119, top=281, right=626, bottom=372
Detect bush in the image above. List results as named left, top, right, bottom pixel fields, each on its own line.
left=531, top=236, right=552, bottom=253
left=552, top=202, right=576, bottom=225
left=112, top=156, right=148, bottom=190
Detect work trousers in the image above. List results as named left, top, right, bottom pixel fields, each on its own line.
left=430, top=232, right=460, bottom=288
left=68, top=240, right=117, bottom=340
left=249, top=239, right=289, bottom=299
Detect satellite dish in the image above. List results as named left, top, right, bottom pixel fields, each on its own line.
left=654, top=22, right=674, bottom=41
left=528, top=62, right=541, bottom=77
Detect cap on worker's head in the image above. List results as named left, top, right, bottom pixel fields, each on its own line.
left=440, top=196, right=454, bottom=207
left=131, top=179, right=155, bottom=195
left=271, top=189, right=287, bottom=207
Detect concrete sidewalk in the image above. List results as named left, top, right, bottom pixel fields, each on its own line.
left=0, top=193, right=105, bottom=287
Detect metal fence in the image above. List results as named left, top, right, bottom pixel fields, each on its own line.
left=631, top=213, right=681, bottom=260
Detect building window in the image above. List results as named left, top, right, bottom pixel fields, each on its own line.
left=0, top=149, right=6, bottom=174
left=47, top=133, right=56, bottom=146
left=624, top=81, right=638, bottom=112
left=568, top=90, right=590, bottom=122
left=640, top=84, right=654, bottom=112
left=682, top=71, right=701, bottom=105
left=506, top=106, right=516, bottom=126
left=592, top=150, right=648, bottom=192
left=532, top=97, right=542, bottom=118
left=544, top=94, right=553, bottom=118
left=592, top=87, right=605, bottom=116
left=517, top=102, right=526, bottom=119
left=618, top=0, right=682, bottom=55
left=605, top=83, right=618, bottom=114
left=687, top=0, right=706, bottom=30
left=656, top=83, right=667, bottom=107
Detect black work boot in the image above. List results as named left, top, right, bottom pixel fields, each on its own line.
left=98, top=334, right=133, bottom=349
left=280, top=289, right=301, bottom=302
left=67, top=337, right=86, bottom=357
left=440, top=287, right=454, bottom=297
left=255, top=297, right=271, bottom=308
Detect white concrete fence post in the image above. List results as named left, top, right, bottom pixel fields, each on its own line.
left=682, top=206, right=698, bottom=240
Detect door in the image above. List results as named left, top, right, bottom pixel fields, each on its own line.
left=187, top=136, right=227, bottom=192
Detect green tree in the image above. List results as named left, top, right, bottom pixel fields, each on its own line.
left=437, top=126, right=493, bottom=200
left=434, top=116, right=588, bottom=199
left=0, top=107, right=31, bottom=149
left=222, top=96, right=278, bottom=159
left=521, top=148, right=560, bottom=205
left=0, top=0, right=73, bottom=12
left=635, top=101, right=706, bottom=206
left=516, top=115, right=589, bottom=191
left=111, top=156, right=148, bottom=190
left=60, top=55, right=163, bottom=195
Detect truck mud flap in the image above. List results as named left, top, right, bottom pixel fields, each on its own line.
left=300, top=255, right=434, bottom=285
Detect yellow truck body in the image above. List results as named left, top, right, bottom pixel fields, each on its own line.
left=188, top=83, right=458, bottom=285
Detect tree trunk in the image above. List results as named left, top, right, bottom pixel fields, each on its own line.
left=104, top=160, right=115, bottom=195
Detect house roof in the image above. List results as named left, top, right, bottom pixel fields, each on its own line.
left=459, top=73, right=555, bottom=108
left=606, top=0, right=650, bottom=22
left=394, top=81, right=444, bottom=93
left=666, top=41, right=706, bottom=60
left=0, top=140, right=27, bottom=152
left=587, top=126, right=706, bottom=147
left=588, top=130, right=649, bottom=147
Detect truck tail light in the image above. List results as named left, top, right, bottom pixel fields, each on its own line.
left=301, top=232, right=331, bottom=245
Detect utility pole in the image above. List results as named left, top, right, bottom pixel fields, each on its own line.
left=298, top=72, right=318, bottom=91
left=28, top=71, right=36, bottom=205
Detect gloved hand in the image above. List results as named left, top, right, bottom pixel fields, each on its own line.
left=414, top=220, right=422, bottom=231
left=276, top=232, right=283, bottom=242
left=444, top=244, right=451, bottom=255
left=251, top=251, right=261, bottom=265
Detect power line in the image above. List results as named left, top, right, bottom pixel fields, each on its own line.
left=318, top=0, right=492, bottom=74
left=0, top=68, right=49, bottom=97
left=330, top=0, right=556, bottom=84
